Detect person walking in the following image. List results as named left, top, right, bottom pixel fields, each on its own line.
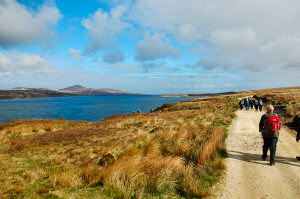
left=245, top=98, right=250, bottom=110
left=254, top=98, right=259, bottom=111
left=259, top=105, right=281, bottom=165
left=296, top=127, right=300, bottom=161
left=258, top=99, right=264, bottom=112
left=250, top=98, right=254, bottom=109
left=239, top=99, right=244, bottom=110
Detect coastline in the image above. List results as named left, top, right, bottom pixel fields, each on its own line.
left=0, top=93, right=238, bottom=198
left=2, top=86, right=299, bottom=198
left=0, top=95, right=193, bottom=124
left=158, top=91, right=238, bottom=98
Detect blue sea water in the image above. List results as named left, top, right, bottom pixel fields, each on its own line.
left=0, top=95, right=194, bottom=124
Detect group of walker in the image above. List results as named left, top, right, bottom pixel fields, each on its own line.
left=238, top=97, right=300, bottom=165
left=239, top=97, right=263, bottom=111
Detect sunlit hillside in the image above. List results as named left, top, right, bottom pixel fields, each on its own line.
left=2, top=86, right=300, bottom=198
left=0, top=95, right=237, bottom=198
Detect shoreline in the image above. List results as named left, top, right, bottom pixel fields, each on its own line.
left=0, top=93, right=149, bottom=100
left=0, top=92, right=237, bottom=198
left=158, top=91, right=238, bottom=98
left=0, top=95, right=193, bottom=125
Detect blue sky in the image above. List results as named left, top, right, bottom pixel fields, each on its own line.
left=0, top=0, right=300, bottom=94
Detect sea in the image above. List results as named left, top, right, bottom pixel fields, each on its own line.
left=0, top=95, right=195, bottom=124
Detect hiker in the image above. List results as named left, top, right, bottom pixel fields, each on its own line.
left=254, top=98, right=259, bottom=111
left=296, top=128, right=300, bottom=161
left=245, top=98, right=250, bottom=110
left=239, top=99, right=244, bottom=110
left=249, top=98, right=254, bottom=109
left=259, top=105, right=281, bottom=165
left=258, top=99, right=263, bottom=112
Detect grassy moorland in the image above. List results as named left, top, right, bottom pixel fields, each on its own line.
left=0, top=95, right=238, bottom=198
left=2, top=86, right=300, bottom=199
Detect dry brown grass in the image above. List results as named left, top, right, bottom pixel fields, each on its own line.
left=48, top=167, right=84, bottom=189
left=198, top=127, right=225, bottom=165
left=98, top=154, right=184, bottom=198
left=180, top=165, right=207, bottom=197
left=0, top=94, right=238, bottom=198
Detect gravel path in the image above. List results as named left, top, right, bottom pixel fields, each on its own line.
left=213, top=109, right=300, bottom=199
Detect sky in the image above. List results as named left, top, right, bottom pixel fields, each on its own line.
left=0, top=0, right=300, bottom=94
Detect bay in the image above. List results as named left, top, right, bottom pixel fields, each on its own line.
left=0, top=95, right=194, bottom=124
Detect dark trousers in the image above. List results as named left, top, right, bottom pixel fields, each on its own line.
left=259, top=105, right=263, bottom=112
left=262, top=137, right=278, bottom=162
left=255, top=105, right=258, bottom=110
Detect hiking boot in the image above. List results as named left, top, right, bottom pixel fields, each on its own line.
left=262, top=155, right=266, bottom=161
left=296, top=156, right=300, bottom=161
left=270, top=160, right=275, bottom=166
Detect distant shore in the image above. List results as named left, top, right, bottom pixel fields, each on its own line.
left=157, top=94, right=189, bottom=97
left=0, top=85, right=144, bottom=100
left=158, top=91, right=238, bottom=98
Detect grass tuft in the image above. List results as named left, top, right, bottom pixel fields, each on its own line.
left=0, top=93, right=242, bottom=198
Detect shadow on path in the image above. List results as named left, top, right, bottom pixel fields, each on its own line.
left=228, top=150, right=300, bottom=167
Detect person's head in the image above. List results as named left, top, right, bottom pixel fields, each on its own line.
left=266, top=105, right=274, bottom=112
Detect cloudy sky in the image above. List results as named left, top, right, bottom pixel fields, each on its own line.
left=0, top=0, right=300, bottom=94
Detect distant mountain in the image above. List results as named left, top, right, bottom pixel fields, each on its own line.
left=0, top=88, right=74, bottom=100
left=13, top=87, right=31, bottom=90
left=59, top=85, right=132, bottom=96
left=0, top=85, right=139, bottom=100
left=59, top=85, right=86, bottom=92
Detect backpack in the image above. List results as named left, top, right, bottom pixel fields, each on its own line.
left=264, top=115, right=281, bottom=136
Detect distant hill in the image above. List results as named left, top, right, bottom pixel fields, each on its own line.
left=0, top=88, right=74, bottom=100
left=59, top=85, right=132, bottom=96
left=0, top=85, right=139, bottom=100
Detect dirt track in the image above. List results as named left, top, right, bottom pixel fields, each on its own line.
left=214, top=109, right=300, bottom=199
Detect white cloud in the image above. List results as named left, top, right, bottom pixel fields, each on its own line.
left=130, top=0, right=300, bottom=41
left=135, top=33, right=180, bottom=61
left=129, top=0, right=300, bottom=86
left=16, top=54, right=47, bottom=68
left=0, top=71, right=11, bottom=77
left=210, top=28, right=258, bottom=47
left=69, top=48, right=82, bottom=59
left=0, top=52, right=13, bottom=70
left=0, top=52, right=53, bottom=77
left=0, top=0, right=61, bottom=47
left=82, top=5, right=129, bottom=54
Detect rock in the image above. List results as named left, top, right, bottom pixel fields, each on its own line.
left=97, top=153, right=115, bottom=167
left=137, top=109, right=142, bottom=113
left=59, top=117, right=66, bottom=120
